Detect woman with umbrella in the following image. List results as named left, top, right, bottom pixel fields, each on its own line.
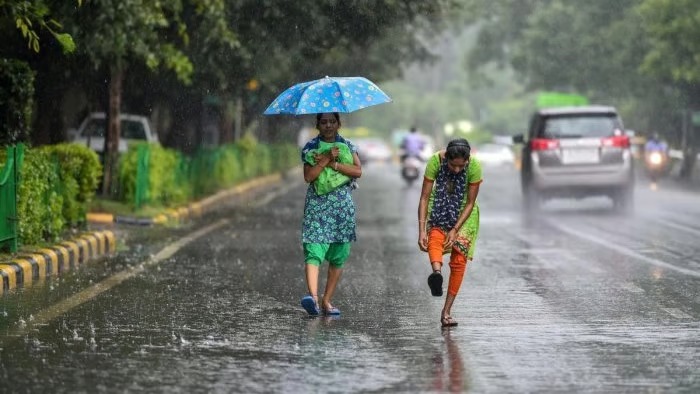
left=264, top=76, right=390, bottom=316
left=417, top=138, right=482, bottom=327
left=299, top=112, right=362, bottom=316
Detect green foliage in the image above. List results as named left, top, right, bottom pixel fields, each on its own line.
left=72, top=0, right=194, bottom=84
left=2, top=0, right=79, bottom=53
left=270, top=144, right=299, bottom=173
left=19, top=151, right=61, bottom=244
left=0, top=59, right=35, bottom=145
left=214, top=148, right=244, bottom=188
left=1, top=143, right=100, bottom=244
left=0, top=147, right=63, bottom=245
left=114, top=139, right=297, bottom=209
left=256, top=144, right=272, bottom=177
left=236, top=132, right=259, bottom=179
left=44, top=143, right=102, bottom=226
left=119, top=143, right=191, bottom=208
left=639, top=0, right=700, bottom=83
left=149, top=145, right=190, bottom=206
left=460, top=0, right=698, bottom=139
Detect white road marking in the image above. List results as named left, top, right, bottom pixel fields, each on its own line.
left=654, top=218, right=700, bottom=237
left=251, top=180, right=301, bottom=207
left=662, top=308, right=693, bottom=319
left=547, top=222, right=700, bottom=278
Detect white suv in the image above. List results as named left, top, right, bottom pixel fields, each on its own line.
left=513, top=106, right=634, bottom=212
left=69, top=112, right=159, bottom=154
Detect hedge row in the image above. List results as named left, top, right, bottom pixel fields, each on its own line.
left=118, top=134, right=299, bottom=208
left=0, top=143, right=101, bottom=245
left=1, top=135, right=298, bottom=246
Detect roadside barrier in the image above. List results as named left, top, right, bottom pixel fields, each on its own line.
left=0, top=230, right=116, bottom=295
left=0, top=144, right=24, bottom=253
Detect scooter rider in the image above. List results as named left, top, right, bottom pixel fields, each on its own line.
left=644, top=132, right=668, bottom=155
left=644, top=132, right=669, bottom=188
left=401, top=126, right=425, bottom=162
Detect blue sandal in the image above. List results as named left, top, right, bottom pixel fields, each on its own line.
left=301, top=295, right=320, bottom=316
left=322, top=306, right=341, bottom=316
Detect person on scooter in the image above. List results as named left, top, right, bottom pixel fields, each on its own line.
left=400, top=126, right=425, bottom=162
left=644, top=132, right=668, bottom=155
left=644, top=132, right=669, bottom=189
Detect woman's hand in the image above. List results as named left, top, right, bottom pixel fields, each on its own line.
left=314, top=152, right=332, bottom=167
left=443, top=228, right=457, bottom=249
left=329, top=146, right=339, bottom=161
left=418, top=230, right=428, bottom=252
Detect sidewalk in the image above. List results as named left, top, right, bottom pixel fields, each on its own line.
left=0, top=171, right=293, bottom=295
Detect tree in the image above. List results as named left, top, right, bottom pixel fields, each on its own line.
left=127, top=0, right=458, bottom=149
left=462, top=0, right=691, bottom=136
left=69, top=0, right=197, bottom=195
left=639, top=0, right=700, bottom=178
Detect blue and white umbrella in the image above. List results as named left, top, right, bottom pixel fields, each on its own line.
left=263, top=76, right=392, bottom=115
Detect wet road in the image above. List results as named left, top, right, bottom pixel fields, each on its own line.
left=0, top=163, right=698, bottom=393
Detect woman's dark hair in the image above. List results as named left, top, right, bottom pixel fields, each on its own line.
left=445, top=138, right=471, bottom=160
left=316, top=112, right=341, bottom=128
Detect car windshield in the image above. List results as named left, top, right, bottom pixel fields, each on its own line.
left=122, top=120, right=147, bottom=140
left=81, top=118, right=147, bottom=140
left=542, top=115, right=619, bottom=139
left=81, top=118, right=106, bottom=138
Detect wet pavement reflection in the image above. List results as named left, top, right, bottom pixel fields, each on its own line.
left=0, top=163, right=698, bottom=392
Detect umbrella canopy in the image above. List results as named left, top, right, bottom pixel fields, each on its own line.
left=263, top=76, right=392, bottom=115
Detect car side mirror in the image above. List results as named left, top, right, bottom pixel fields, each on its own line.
left=512, top=134, right=525, bottom=144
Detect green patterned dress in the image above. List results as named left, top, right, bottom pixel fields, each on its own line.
left=425, top=153, right=482, bottom=259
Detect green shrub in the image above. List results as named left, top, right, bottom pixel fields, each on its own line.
left=0, top=147, right=63, bottom=244
left=43, top=144, right=102, bottom=226
left=115, top=137, right=299, bottom=210
left=236, top=132, right=258, bottom=179
left=270, top=144, right=300, bottom=172
left=256, top=144, right=272, bottom=176
left=119, top=143, right=191, bottom=208
left=150, top=146, right=189, bottom=206
left=215, top=147, right=244, bottom=188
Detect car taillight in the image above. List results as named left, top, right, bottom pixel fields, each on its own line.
left=601, top=135, right=629, bottom=148
left=531, top=138, right=560, bottom=151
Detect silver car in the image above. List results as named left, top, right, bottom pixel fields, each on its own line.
left=513, top=106, right=634, bottom=212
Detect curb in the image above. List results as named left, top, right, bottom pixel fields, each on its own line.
left=86, top=173, right=284, bottom=226
left=0, top=230, right=116, bottom=295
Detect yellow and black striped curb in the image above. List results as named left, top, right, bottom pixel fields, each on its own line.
left=0, top=230, right=116, bottom=295
left=87, top=172, right=285, bottom=226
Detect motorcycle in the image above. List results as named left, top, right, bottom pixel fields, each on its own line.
left=644, top=150, right=668, bottom=184
left=401, top=155, right=423, bottom=185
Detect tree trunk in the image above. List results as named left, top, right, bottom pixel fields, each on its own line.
left=101, top=66, right=124, bottom=196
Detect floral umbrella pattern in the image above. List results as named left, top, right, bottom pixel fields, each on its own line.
left=263, top=76, right=392, bottom=115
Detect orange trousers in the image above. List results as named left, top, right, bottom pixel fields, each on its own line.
left=428, top=227, right=468, bottom=297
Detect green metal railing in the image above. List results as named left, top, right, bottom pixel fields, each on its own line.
left=134, top=144, right=150, bottom=209
left=124, top=142, right=293, bottom=209
left=0, top=144, right=24, bottom=252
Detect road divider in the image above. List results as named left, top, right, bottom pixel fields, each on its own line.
left=0, top=230, right=116, bottom=295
